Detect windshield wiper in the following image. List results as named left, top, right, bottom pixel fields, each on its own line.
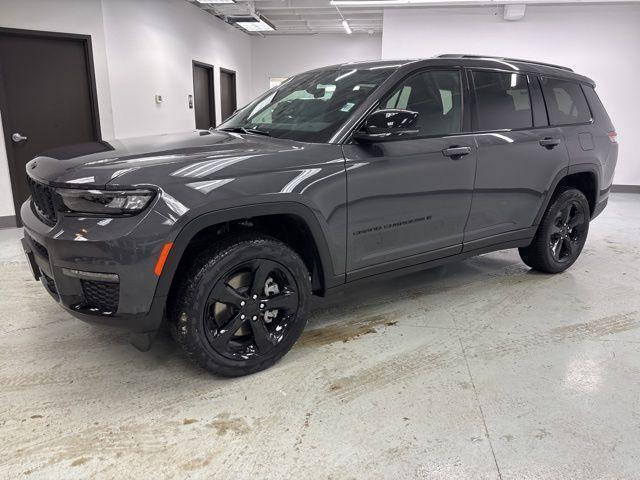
left=218, top=126, right=271, bottom=137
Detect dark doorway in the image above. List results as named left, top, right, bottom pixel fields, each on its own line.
left=220, top=68, right=237, bottom=122
left=192, top=61, right=215, bottom=129
left=0, top=28, right=101, bottom=226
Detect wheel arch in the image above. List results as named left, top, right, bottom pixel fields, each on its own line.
left=534, top=164, right=601, bottom=225
left=156, top=202, right=340, bottom=304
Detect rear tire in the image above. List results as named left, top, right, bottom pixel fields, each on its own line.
left=519, top=187, right=590, bottom=273
left=169, top=234, right=311, bottom=377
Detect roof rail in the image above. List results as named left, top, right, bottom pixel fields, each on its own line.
left=436, top=54, right=574, bottom=72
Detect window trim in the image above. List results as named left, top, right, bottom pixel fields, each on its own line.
left=539, top=75, right=594, bottom=127
left=223, top=67, right=395, bottom=145
left=340, top=65, right=597, bottom=144
left=469, top=68, right=535, bottom=133
left=345, top=66, right=467, bottom=143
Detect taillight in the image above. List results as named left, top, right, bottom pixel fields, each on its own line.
left=608, top=131, right=618, bottom=143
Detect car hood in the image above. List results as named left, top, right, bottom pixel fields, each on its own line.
left=27, top=130, right=316, bottom=188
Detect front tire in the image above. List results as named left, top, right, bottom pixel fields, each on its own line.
left=170, top=234, right=311, bottom=377
left=519, top=187, right=590, bottom=273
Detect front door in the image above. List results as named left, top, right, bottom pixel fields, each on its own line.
left=464, top=70, right=570, bottom=243
left=0, top=28, right=100, bottom=225
left=344, top=69, right=476, bottom=279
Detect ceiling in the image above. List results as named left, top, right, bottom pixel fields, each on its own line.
left=187, top=0, right=638, bottom=36
left=187, top=0, right=384, bottom=35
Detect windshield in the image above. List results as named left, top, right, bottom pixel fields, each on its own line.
left=218, top=67, right=396, bottom=143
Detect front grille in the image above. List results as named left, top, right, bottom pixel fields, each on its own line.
left=27, top=177, right=57, bottom=226
left=81, top=280, right=119, bottom=313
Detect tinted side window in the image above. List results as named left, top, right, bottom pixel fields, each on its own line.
left=381, top=70, right=462, bottom=136
left=541, top=77, right=592, bottom=125
left=472, top=71, right=532, bottom=131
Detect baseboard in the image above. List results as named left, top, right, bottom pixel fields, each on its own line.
left=612, top=184, right=640, bottom=194
left=0, top=215, right=17, bottom=229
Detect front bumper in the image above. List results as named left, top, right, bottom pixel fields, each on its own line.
left=20, top=199, right=170, bottom=334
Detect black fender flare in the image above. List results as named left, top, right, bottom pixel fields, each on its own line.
left=154, top=201, right=341, bottom=300
left=533, top=163, right=601, bottom=225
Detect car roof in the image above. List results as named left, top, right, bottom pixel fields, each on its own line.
left=312, top=55, right=595, bottom=87
left=307, top=59, right=417, bottom=72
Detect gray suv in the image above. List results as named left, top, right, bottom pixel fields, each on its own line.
left=21, top=55, right=618, bottom=376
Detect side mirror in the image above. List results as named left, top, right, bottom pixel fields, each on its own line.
left=353, top=108, right=419, bottom=143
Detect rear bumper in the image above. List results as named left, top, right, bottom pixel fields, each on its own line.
left=20, top=199, right=170, bottom=334
left=592, top=197, right=608, bottom=220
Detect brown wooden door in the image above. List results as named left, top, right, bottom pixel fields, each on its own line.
left=192, top=62, right=215, bottom=129
left=0, top=28, right=100, bottom=225
left=220, top=68, right=237, bottom=122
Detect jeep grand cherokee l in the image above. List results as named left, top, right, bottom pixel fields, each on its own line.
left=21, top=55, right=617, bottom=376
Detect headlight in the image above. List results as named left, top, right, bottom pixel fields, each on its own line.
left=57, top=188, right=155, bottom=215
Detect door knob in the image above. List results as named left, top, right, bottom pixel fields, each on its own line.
left=12, top=133, right=28, bottom=143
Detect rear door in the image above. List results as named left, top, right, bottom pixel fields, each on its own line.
left=344, top=68, right=477, bottom=278
left=464, top=69, right=570, bottom=246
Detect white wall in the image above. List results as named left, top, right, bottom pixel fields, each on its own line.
left=0, top=0, right=114, bottom=218
left=382, top=4, right=640, bottom=185
left=0, top=0, right=253, bottom=220
left=251, top=34, right=382, bottom=97
left=102, top=0, right=252, bottom=138
left=2, top=2, right=638, bottom=222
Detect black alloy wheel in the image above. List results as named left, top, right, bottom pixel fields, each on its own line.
left=170, top=234, right=311, bottom=376
left=519, top=187, right=590, bottom=273
left=204, top=259, right=300, bottom=360
left=548, top=199, right=588, bottom=263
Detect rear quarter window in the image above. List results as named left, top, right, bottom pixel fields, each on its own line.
left=540, top=77, right=592, bottom=125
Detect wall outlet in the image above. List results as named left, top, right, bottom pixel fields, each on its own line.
left=155, top=94, right=163, bottom=104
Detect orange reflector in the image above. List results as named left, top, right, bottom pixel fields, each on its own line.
left=154, top=242, right=173, bottom=276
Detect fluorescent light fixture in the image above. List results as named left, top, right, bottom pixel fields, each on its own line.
left=230, top=15, right=276, bottom=32
left=332, top=0, right=407, bottom=5
left=342, top=19, right=352, bottom=34
left=197, top=0, right=235, bottom=4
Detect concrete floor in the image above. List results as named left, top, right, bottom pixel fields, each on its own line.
left=1, top=194, right=639, bottom=479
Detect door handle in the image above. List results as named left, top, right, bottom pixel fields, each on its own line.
left=12, top=132, right=28, bottom=143
left=442, top=146, right=471, bottom=159
left=539, top=137, right=561, bottom=150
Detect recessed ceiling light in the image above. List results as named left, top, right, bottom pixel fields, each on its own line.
left=230, top=15, right=276, bottom=32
